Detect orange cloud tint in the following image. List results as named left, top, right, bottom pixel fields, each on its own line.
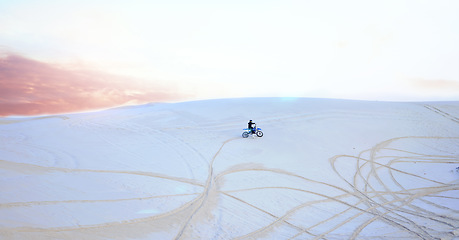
left=412, top=78, right=459, bottom=91
left=0, top=54, right=184, bottom=116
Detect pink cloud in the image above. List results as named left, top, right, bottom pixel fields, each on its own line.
left=0, top=54, right=184, bottom=116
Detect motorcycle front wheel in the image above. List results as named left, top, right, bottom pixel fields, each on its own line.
left=256, top=131, right=263, bottom=137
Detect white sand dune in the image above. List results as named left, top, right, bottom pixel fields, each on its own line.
left=0, top=98, right=458, bottom=239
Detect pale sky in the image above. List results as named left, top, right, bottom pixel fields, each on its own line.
left=1, top=0, right=459, bottom=115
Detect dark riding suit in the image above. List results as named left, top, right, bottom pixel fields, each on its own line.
left=248, top=121, right=256, bottom=134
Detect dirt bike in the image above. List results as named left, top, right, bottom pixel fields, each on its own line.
left=242, top=127, right=263, bottom=138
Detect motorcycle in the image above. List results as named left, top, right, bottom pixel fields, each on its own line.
left=242, top=127, right=263, bottom=138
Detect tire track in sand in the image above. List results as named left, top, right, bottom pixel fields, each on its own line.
left=329, top=136, right=459, bottom=239
left=424, top=105, right=459, bottom=124
left=0, top=159, right=202, bottom=187
left=174, top=137, right=239, bottom=240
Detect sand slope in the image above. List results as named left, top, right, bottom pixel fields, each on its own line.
left=0, top=98, right=458, bottom=239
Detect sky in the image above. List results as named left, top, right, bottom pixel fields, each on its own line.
left=1, top=0, right=459, bottom=116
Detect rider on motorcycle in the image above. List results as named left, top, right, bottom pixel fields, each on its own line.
left=248, top=120, right=256, bottom=134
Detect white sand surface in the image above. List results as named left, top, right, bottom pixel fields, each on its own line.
left=0, top=98, right=458, bottom=239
